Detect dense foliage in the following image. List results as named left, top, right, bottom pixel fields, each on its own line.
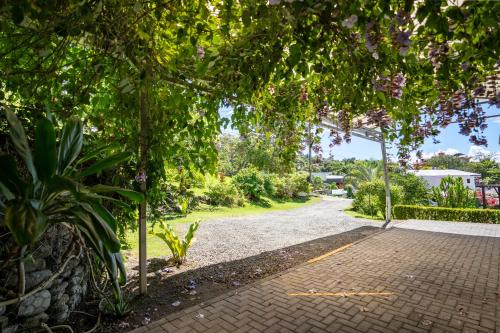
left=431, top=176, right=477, bottom=208
left=352, top=179, right=403, bottom=218
left=204, top=179, right=245, bottom=207
left=0, top=110, right=143, bottom=311
left=394, top=205, right=500, bottom=224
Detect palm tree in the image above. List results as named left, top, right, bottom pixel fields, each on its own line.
left=345, top=161, right=383, bottom=189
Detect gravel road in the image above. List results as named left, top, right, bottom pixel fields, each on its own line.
left=178, top=197, right=381, bottom=267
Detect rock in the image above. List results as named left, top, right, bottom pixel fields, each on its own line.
left=25, top=269, right=53, bottom=290
left=0, top=315, right=8, bottom=329
left=73, top=265, right=85, bottom=278
left=0, top=296, right=5, bottom=316
left=24, top=258, right=47, bottom=273
left=68, top=293, right=81, bottom=311
left=69, top=275, right=83, bottom=287
left=18, top=290, right=51, bottom=317
left=51, top=303, right=69, bottom=323
left=22, top=312, right=49, bottom=329
left=50, top=280, right=68, bottom=301
left=2, top=324, right=18, bottom=333
left=51, top=293, right=69, bottom=309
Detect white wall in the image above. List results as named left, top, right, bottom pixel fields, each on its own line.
left=420, top=175, right=477, bottom=190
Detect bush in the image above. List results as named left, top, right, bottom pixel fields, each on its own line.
left=289, top=172, right=311, bottom=195
left=352, top=180, right=403, bottom=218
left=394, top=205, right=500, bottom=223
left=431, top=176, right=476, bottom=208
left=391, top=172, right=430, bottom=205
left=312, top=176, right=324, bottom=190
left=204, top=180, right=245, bottom=207
left=233, top=167, right=266, bottom=199
left=346, top=185, right=354, bottom=198
left=262, top=173, right=277, bottom=197
left=329, top=182, right=338, bottom=190
left=272, top=172, right=311, bottom=199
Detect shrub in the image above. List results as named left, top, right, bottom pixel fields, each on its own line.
left=394, top=205, right=500, bottom=223
left=329, top=182, right=338, bottom=190
left=352, top=180, right=403, bottom=217
left=312, top=176, right=324, bottom=190
left=150, top=221, right=200, bottom=266
left=346, top=185, right=354, bottom=198
left=289, top=172, right=311, bottom=195
left=431, top=176, right=476, bottom=208
left=272, top=173, right=311, bottom=199
left=262, top=173, right=277, bottom=197
left=391, top=172, right=430, bottom=205
left=233, top=167, right=266, bottom=199
left=204, top=180, right=245, bottom=207
left=273, top=177, right=293, bottom=199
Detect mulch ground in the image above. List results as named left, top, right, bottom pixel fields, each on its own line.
left=69, top=226, right=379, bottom=332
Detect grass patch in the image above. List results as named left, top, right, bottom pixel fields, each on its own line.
left=343, top=207, right=385, bottom=221
left=124, top=196, right=321, bottom=258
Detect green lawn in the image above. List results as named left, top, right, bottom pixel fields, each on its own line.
left=123, top=196, right=321, bottom=258
left=343, top=207, right=385, bottom=221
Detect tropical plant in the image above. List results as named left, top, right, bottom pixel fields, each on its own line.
left=391, top=172, right=430, bottom=205
left=312, top=176, right=325, bottom=191
left=151, top=221, right=199, bottom=266
left=346, top=185, right=354, bottom=199
left=352, top=180, right=403, bottom=218
left=432, top=176, right=476, bottom=208
left=204, top=179, right=245, bottom=207
left=0, top=109, right=143, bottom=312
left=233, top=167, right=266, bottom=200
left=346, top=161, right=383, bottom=189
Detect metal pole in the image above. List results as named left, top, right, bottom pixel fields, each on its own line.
left=482, top=186, right=486, bottom=209
left=381, top=138, right=391, bottom=228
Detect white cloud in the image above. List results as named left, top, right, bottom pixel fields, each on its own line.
left=412, top=146, right=500, bottom=163
left=493, top=118, right=500, bottom=124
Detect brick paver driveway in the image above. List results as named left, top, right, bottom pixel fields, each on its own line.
left=132, top=227, right=500, bottom=333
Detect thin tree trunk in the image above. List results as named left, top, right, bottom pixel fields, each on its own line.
left=138, top=70, right=150, bottom=295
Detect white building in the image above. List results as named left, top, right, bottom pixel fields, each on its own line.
left=408, top=169, right=481, bottom=190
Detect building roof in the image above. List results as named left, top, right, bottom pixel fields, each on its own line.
left=409, top=169, right=481, bottom=177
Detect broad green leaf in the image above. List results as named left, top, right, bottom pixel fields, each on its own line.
left=4, top=200, right=48, bottom=245
left=88, top=201, right=117, bottom=232
left=76, top=142, right=120, bottom=165
left=34, top=118, right=57, bottom=181
left=57, top=117, right=83, bottom=175
left=5, top=109, right=38, bottom=182
left=79, top=203, right=121, bottom=252
left=80, top=152, right=130, bottom=177
left=0, top=154, right=25, bottom=195
left=90, top=184, right=144, bottom=202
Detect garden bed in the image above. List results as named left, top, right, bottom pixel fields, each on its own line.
left=68, top=226, right=379, bottom=332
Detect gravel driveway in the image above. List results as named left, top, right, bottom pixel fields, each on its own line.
left=178, top=197, right=381, bottom=267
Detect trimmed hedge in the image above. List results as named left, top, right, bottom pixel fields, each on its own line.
left=393, top=205, right=500, bottom=224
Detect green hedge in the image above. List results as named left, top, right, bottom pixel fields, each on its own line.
left=393, top=205, right=500, bottom=224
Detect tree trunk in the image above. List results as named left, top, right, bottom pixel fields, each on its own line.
left=138, top=70, right=150, bottom=295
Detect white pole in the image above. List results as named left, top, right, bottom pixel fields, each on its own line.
left=381, top=138, right=391, bottom=228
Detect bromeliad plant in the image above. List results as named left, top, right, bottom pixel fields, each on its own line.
left=0, top=109, right=143, bottom=313
left=150, top=220, right=199, bottom=266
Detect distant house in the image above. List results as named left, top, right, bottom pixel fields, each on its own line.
left=311, top=172, right=345, bottom=188
left=408, top=169, right=481, bottom=190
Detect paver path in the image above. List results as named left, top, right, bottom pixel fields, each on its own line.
left=133, top=227, right=500, bottom=333
left=177, top=197, right=380, bottom=267
left=395, top=219, right=500, bottom=238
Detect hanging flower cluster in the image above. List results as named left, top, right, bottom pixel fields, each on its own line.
left=372, top=73, right=406, bottom=99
